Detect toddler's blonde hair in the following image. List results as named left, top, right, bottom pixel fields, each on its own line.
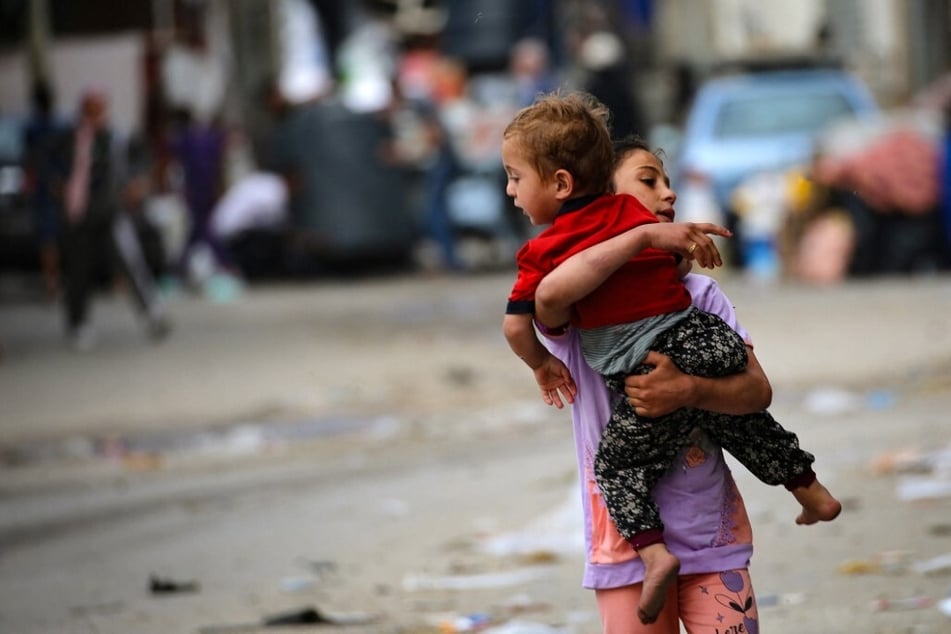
left=503, top=90, right=614, bottom=196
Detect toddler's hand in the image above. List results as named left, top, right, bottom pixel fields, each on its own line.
left=533, top=355, right=577, bottom=409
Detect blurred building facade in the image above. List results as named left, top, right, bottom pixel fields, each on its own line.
left=656, top=0, right=950, bottom=116
left=1, top=1, right=947, bottom=135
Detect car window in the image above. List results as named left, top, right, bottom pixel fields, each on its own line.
left=713, top=91, right=855, bottom=139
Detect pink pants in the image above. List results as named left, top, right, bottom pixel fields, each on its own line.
left=595, top=569, right=758, bottom=634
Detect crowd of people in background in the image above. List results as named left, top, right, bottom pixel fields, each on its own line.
left=10, top=0, right=951, bottom=352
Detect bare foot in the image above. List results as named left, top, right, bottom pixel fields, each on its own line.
left=792, top=479, right=842, bottom=525
left=636, top=543, right=681, bottom=624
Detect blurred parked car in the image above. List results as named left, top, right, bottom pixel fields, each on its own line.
left=667, top=66, right=880, bottom=267
left=0, top=115, right=37, bottom=272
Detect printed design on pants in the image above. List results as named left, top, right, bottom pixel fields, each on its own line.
left=710, top=570, right=758, bottom=634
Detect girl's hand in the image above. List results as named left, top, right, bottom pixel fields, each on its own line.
left=623, top=351, right=695, bottom=417
left=643, top=222, right=732, bottom=269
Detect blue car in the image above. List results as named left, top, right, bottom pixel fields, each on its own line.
left=668, top=67, right=880, bottom=266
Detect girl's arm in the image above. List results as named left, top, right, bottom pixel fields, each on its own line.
left=625, top=348, right=772, bottom=418
left=534, top=222, right=731, bottom=328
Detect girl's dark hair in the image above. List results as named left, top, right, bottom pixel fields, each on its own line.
left=612, top=135, right=653, bottom=170
left=610, top=135, right=669, bottom=193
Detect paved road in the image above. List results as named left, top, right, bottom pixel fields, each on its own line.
left=1, top=271, right=950, bottom=633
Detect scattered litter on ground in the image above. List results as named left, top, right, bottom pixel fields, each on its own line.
left=436, top=612, right=493, bottom=632
left=872, top=443, right=951, bottom=476
left=757, top=592, right=806, bottom=607
left=877, top=550, right=916, bottom=574
left=837, top=550, right=916, bottom=576
left=912, top=552, right=951, bottom=576
left=802, top=387, right=901, bottom=416
left=870, top=595, right=934, bottom=612
left=280, top=575, right=317, bottom=593
left=0, top=416, right=400, bottom=468
left=802, top=388, right=863, bottom=415
left=481, top=621, right=569, bottom=634
left=928, top=523, right=951, bottom=537
left=865, top=389, right=897, bottom=410
left=870, top=448, right=931, bottom=475
left=295, top=558, right=337, bottom=574
left=197, top=605, right=377, bottom=633
left=149, top=574, right=200, bottom=595
left=838, top=559, right=882, bottom=575
left=262, top=606, right=375, bottom=626
left=897, top=477, right=951, bottom=502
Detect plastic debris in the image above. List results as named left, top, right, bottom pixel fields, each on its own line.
left=870, top=596, right=934, bottom=612
left=837, top=551, right=915, bottom=576
left=876, top=549, right=914, bottom=574
left=197, top=605, right=376, bottom=633
left=263, top=606, right=375, bottom=626
left=802, top=388, right=862, bottom=415
left=482, top=621, right=568, bottom=634
left=897, top=477, right=951, bottom=502
left=280, top=575, right=317, bottom=593
left=838, top=560, right=880, bottom=575
left=870, top=448, right=928, bottom=474
left=757, top=592, right=806, bottom=607
left=439, top=612, right=493, bottom=632
left=149, top=574, right=200, bottom=595
left=865, top=389, right=897, bottom=410
left=912, top=552, right=951, bottom=576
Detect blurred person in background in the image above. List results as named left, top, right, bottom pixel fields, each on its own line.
left=796, top=117, right=949, bottom=279
left=208, top=170, right=289, bottom=281
left=416, top=57, right=472, bottom=272
left=578, top=30, right=648, bottom=140
left=387, top=53, right=467, bottom=273
left=53, top=87, right=169, bottom=350
left=509, top=37, right=559, bottom=108
left=53, top=87, right=117, bottom=350
left=22, top=80, right=63, bottom=297
left=167, top=107, right=241, bottom=295
left=117, top=132, right=172, bottom=339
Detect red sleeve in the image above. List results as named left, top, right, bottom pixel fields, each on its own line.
left=506, top=240, right=548, bottom=314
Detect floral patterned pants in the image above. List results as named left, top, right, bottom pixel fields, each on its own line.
left=594, top=308, right=815, bottom=542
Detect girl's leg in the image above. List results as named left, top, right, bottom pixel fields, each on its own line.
left=594, top=403, right=687, bottom=624
left=596, top=583, right=680, bottom=634
left=678, top=570, right=759, bottom=634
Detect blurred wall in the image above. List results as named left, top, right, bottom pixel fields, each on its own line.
left=654, top=0, right=947, bottom=107
left=0, top=32, right=143, bottom=133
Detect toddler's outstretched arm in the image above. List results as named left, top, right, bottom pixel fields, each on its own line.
left=535, top=221, right=731, bottom=328
left=503, top=313, right=577, bottom=408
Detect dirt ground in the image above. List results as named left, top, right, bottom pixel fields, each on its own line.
left=1, top=271, right=951, bottom=633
